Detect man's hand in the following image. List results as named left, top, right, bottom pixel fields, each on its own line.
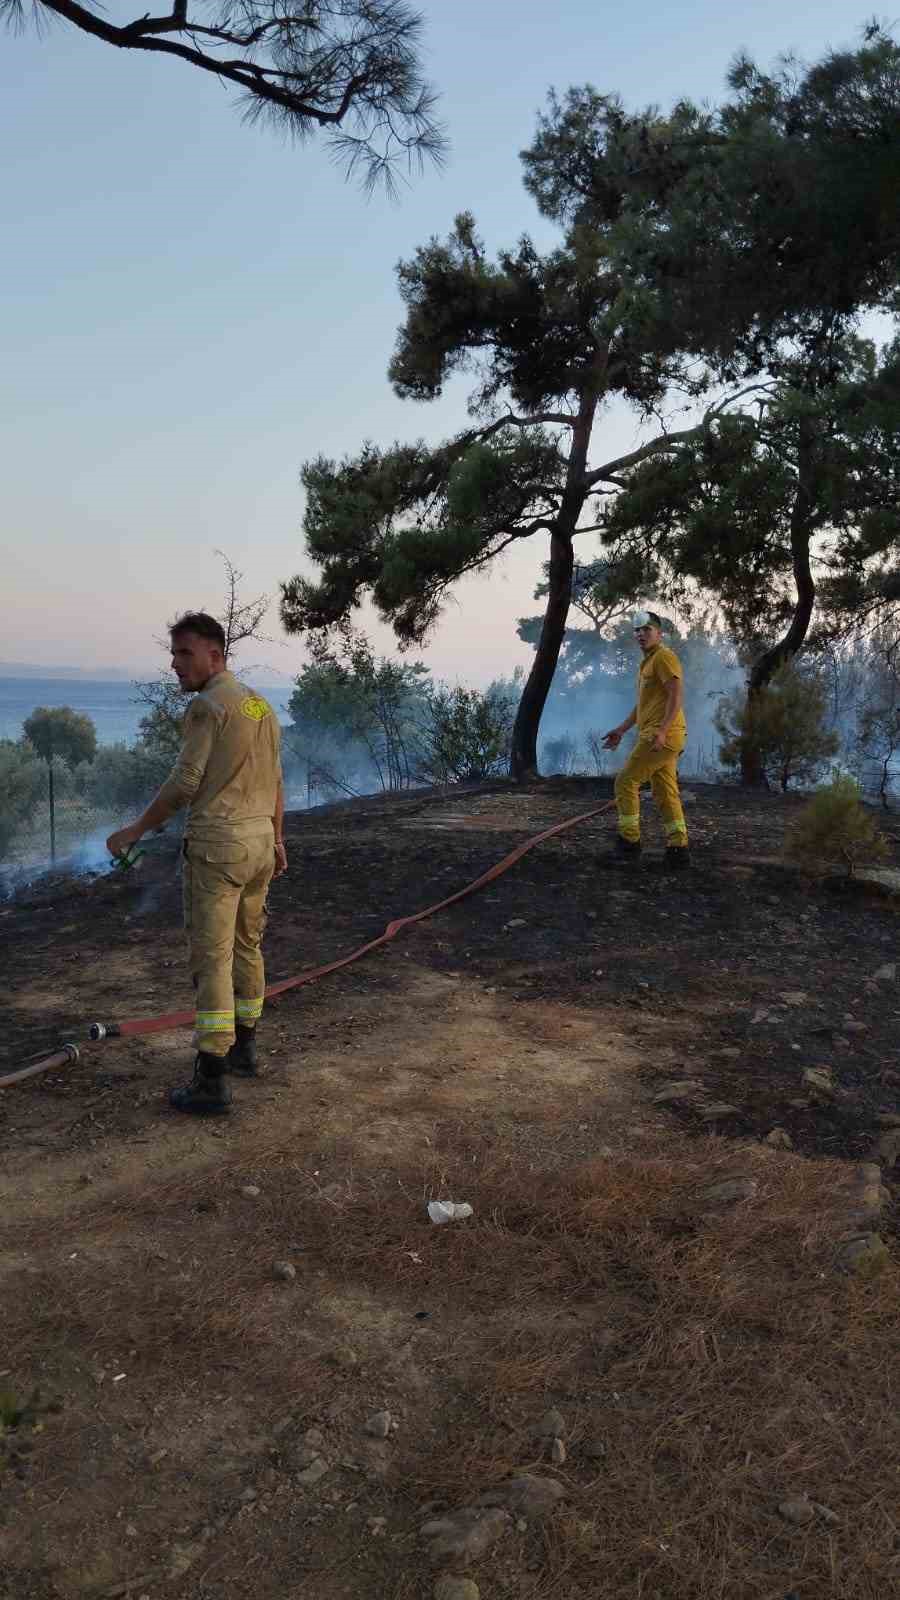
left=107, top=824, right=144, bottom=860
left=273, top=840, right=288, bottom=877
left=651, top=730, right=668, bottom=752
left=602, top=728, right=622, bottom=751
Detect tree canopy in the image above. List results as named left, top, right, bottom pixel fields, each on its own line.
left=2, top=0, right=445, bottom=191
left=281, top=26, right=900, bottom=778
left=281, top=205, right=723, bottom=777
left=23, top=706, right=97, bottom=767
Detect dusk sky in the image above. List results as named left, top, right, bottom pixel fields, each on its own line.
left=2, top=1, right=868, bottom=683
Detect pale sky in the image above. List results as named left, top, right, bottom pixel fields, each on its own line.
left=1, top=1, right=870, bottom=684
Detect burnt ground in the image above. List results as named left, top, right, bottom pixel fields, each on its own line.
left=1, top=779, right=899, bottom=1600
left=3, top=777, right=899, bottom=1165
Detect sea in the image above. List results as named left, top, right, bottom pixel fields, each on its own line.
left=0, top=676, right=296, bottom=746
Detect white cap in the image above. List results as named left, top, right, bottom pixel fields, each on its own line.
left=632, top=610, right=661, bottom=629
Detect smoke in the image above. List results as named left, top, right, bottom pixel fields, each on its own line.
left=528, top=627, right=744, bottom=778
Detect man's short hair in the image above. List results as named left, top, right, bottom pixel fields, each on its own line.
left=169, top=611, right=226, bottom=654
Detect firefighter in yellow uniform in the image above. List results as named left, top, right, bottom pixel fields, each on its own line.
left=603, top=611, right=689, bottom=869
left=107, top=611, right=286, bottom=1115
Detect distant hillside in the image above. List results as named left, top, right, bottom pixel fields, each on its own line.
left=0, top=662, right=141, bottom=681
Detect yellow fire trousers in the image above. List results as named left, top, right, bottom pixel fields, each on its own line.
left=183, top=830, right=275, bottom=1056
left=614, top=739, right=688, bottom=849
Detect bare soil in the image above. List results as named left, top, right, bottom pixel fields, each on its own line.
left=1, top=779, right=898, bottom=1600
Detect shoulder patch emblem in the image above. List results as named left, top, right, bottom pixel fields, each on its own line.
left=241, top=695, right=270, bottom=722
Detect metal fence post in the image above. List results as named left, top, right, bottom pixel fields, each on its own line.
left=48, top=761, right=56, bottom=865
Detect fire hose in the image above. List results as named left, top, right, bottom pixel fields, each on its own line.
left=0, top=799, right=616, bottom=1090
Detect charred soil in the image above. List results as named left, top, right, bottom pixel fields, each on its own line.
left=1, top=780, right=898, bottom=1600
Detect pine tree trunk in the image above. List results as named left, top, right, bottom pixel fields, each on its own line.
left=510, top=392, right=596, bottom=781
left=510, top=529, right=574, bottom=779
left=740, top=428, right=817, bottom=787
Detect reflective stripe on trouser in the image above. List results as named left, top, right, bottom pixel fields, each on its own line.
left=614, top=740, right=688, bottom=848
left=182, top=830, right=275, bottom=1056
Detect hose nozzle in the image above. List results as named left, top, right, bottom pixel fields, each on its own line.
left=88, top=1022, right=121, bottom=1042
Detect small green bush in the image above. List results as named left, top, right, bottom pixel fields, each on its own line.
left=785, top=774, right=890, bottom=876
left=715, top=661, right=839, bottom=790
left=0, top=742, right=44, bottom=860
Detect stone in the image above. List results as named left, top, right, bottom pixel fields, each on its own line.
left=367, top=1516, right=388, bottom=1536
left=504, top=918, right=527, bottom=929
left=811, top=1502, right=839, bottom=1525
left=802, top=1068, right=835, bottom=1101
left=849, top=867, right=900, bottom=897
left=779, top=991, right=808, bottom=1006
left=296, top=1456, right=330, bottom=1487
left=364, top=1411, right=393, bottom=1439
left=354, top=1437, right=390, bottom=1479
left=873, top=963, right=896, bottom=982
left=837, top=1233, right=888, bottom=1273
left=477, top=1474, right=566, bottom=1521
left=167, top=1541, right=205, bottom=1579
left=434, top=1578, right=480, bottom=1600
left=549, top=1438, right=566, bottom=1465
left=765, top=1128, right=794, bottom=1151
left=532, top=1407, right=566, bottom=1441
left=238, top=1487, right=258, bottom=1503
left=301, top=1427, right=326, bottom=1450
left=420, top=1506, right=509, bottom=1567
left=718, top=1047, right=741, bottom=1060
left=241, top=1184, right=261, bottom=1198
left=699, top=1103, right=740, bottom=1121
left=778, top=1496, right=815, bottom=1526
left=272, top=1261, right=296, bottom=1282
left=653, top=1080, right=705, bottom=1106
left=701, top=1177, right=758, bottom=1206
left=877, top=1129, right=900, bottom=1168
left=327, top=1345, right=358, bottom=1369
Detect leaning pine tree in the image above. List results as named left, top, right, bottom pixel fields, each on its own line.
left=280, top=174, right=745, bottom=776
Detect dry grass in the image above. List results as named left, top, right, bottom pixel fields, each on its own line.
left=2, top=1120, right=897, bottom=1599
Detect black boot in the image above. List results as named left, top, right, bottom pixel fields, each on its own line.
left=169, top=1053, right=233, bottom=1115
left=664, top=847, right=691, bottom=871
left=226, top=1024, right=259, bottom=1078
left=602, top=835, right=642, bottom=867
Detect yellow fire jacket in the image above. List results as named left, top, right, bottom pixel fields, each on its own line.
left=158, top=670, right=282, bottom=840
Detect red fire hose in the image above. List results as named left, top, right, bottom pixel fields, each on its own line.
left=0, top=799, right=615, bottom=1088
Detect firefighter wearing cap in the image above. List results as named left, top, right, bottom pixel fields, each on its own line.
left=602, top=612, right=689, bottom=868
left=106, top=611, right=286, bottom=1115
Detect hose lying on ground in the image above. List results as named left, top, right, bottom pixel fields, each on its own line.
left=0, top=799, right=616, bottom=1088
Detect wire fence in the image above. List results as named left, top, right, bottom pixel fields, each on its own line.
left=3, top=791, right=114, bottom=873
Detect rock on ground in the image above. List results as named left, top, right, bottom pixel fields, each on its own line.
left=420, top=1507, right=509, bottom=1568
left=477, top=1474, right=567, bottom=1520
left=765, top=1128, right=794, bottom=1151
left=532, top=1407, right=565, bottom=1440
left=434, top=1578, right=481, bottom=1600
left=364, top=1410, right=393, bottom=1439
left=701, top=1177, right=758, bottom=1207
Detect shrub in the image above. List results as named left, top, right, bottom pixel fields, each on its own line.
left=73, top=744, right=172, bottom=816
left=785, top=774, right=890, bottom=876
left=418, top=685, right=513, bottom=784
left=715, top=661, right=839, bottom=790
left=0, top=742, right=44, bottom=860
